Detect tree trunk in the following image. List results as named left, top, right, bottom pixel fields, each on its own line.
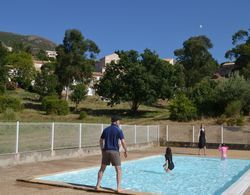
left=75, top=103, right=78, bottom=112
left=65, top=86, right=69, bottom=101
left=131, top=100, right=140, bottom=113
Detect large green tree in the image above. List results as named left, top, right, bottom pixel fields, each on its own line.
left=55, top=29, right=100, bottom=100
left=6, top=52, right=36, bottom=89
left=174, top=36, right=218, bottom=88
left=96, top=49, right=184, bottom=112
left=33, top=62, right=58, bottom=98
left=225, top=29, right=250, bottom=79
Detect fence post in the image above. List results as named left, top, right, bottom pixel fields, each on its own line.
left=134, top=125, right=137, bottom=144
left=221, top=125, right=224, bottom=143
left=147, top=125, right=149, bottom=142
left=15, top=121, right=20, bottom=160
left=157, top=125, right=160, bottom=143
left=166, top=125, right=169, bottom=142
left=51, top=122, right=55, bottom=156
left=79, top=123, right=82, bottom=149
left=101, top=124, right=104, bottom=133
left=192, top=125, right=195, bottom=143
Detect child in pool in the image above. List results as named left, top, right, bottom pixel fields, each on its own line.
left=163, top=147, right=174, bottom=172
left=218, top=143, right=229, bottom=160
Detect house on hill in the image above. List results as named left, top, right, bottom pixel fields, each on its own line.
left=45, top=50, right=57, bottom=59
left=163, top=58, right=175, bottom=65
left=95, top=53, right=120, bottom=73
left=218, top=62, right=235, bottom=77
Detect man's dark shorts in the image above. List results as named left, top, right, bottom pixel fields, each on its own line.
left=102, top=150, right=121, bottom=166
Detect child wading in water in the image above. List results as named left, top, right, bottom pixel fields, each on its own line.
left=163, top=147, right=174, bottom=172
left=218, top=143, right=229, bottom=160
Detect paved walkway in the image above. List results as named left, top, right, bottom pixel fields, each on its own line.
left=0, top=147, right=250, bottom=195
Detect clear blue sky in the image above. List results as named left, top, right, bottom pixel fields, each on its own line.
left=1, top=0, right=249, bottom=63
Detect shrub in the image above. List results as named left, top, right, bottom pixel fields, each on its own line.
left=41, top=95, right=58, bottom=109
left=225, top=100, right=242, bottom=117
left=0, top=84, right=5, bottom=94
left=2, top=108, right=18, bottom=121
left=0, top=96, right=23, bottom=113
left=169, top=93, right=197, bottom=121
left=226, top=118, right=236, bottom=126
left=189, top=78, right=218, bottom=116
left=216, top=114, right=226, bottom=125
left=42, top=96, right=69, bottom=115
left=215, top=73, right=250, bottom=115
left=79, top=111, right=87, bottom=120
left=236, top=116, right=245, bottom=126
left=6, top=81, right=17, bottom=90
left=70, top=84, right=87, bottom=111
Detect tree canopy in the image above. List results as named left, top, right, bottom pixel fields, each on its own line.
left=225, top=29, right=250, bottom=79
left=96, top=49, right=184, bottom=112
left=6, top=51, right=36, bottom=89
left=55, top=29, right=100, bottom=99
left=174, top=35, right=218, bottom=87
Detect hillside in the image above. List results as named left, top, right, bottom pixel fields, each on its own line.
left=0, top=31, right=57, bottom=53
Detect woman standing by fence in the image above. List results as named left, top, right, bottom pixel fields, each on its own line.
left=198, top=124, right=206, bottom=156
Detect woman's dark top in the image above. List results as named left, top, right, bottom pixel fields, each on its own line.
left=198, top=129, right=206, bottom=149
left=165, top=154, right=174, bottom=170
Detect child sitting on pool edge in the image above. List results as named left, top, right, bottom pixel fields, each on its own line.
left=218, top=143, right=229, bottom=160
left=163, top=147, right=174, bottom=172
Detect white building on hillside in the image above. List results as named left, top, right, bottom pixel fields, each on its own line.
left=163, top=58, right=175, bottom=65
left=33, top=60, right=46, bottom=71
left=87, top=72, right=103, bottom=96
left=46, top=50, right=57, bottom=59
left=95, top=53, right=120, bottom=73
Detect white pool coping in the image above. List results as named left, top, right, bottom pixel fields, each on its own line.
left=222, top=170, right=250, bottom=195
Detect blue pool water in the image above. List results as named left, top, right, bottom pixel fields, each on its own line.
left=38, top=155, right=250, bottom=195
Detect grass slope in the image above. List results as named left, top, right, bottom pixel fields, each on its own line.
left=1, top=88, right=169, bottom=125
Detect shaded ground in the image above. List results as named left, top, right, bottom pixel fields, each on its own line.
left=0, top=147, right=250, bottom=195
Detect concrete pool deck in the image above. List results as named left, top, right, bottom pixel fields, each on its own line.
left=0, top=147, right=250, bottom=195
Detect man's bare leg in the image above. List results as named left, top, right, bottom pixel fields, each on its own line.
left=96, top=164, right=106, bottom=190
left=115, top=166, right=122, bottom=192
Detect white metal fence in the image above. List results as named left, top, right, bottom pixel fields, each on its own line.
left=159, top=124, right=250, bottom=145
left=0, top=122, right=249, bottom=157
left=0, top=122, right=159, bottom=156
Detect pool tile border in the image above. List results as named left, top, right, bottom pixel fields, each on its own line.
left=222, top=170, right=250, bottom=195
left=16, top=177, right=152, bottom=195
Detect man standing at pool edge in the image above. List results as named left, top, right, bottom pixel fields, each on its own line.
left=96, top=115, right=128, bottom=193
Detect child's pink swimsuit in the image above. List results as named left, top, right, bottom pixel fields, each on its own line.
left=219, top=146, right=228, bottom=159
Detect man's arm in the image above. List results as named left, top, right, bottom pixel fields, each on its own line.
left=99, top=138, right=104, bottom=150
left=121, top=139, right=128, bottom=158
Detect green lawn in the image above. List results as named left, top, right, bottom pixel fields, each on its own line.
left=2, top=88, right=249, bottom=126
left=1, top=88, right=170, bottom=125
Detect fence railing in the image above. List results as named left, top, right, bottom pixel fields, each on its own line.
left=0, top=122, right=159, bottom=156
left=0, top=122, right=249, bottom=157
left=159, top=124, right=250, bottom=145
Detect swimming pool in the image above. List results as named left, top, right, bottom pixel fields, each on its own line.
left=37, top=155, right=250, bottom=194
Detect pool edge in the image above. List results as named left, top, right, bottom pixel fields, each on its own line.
left=16, top=177, right=153, bottom=195
left=222, top=170, right=250, bottom=195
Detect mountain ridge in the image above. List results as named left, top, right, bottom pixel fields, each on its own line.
left=0, top=31, right=57, bottom=53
